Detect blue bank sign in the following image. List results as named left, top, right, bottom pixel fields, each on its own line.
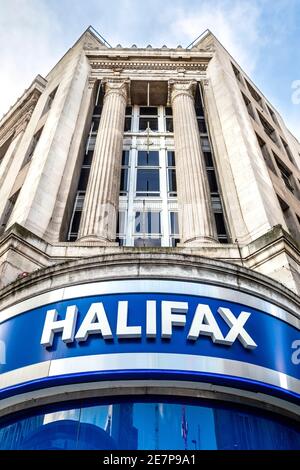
left=0, top=279, right=299, bottom=401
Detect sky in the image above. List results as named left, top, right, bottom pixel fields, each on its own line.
left=0, top=0, right=299, bottom=139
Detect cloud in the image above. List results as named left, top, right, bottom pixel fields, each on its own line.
left=0, top=0, right=64, bottom=119
left=170, top=1, right=263, bottom=74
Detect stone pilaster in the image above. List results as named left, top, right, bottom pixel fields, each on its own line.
left=79, top=79, right=129, bottom=243
left=170, top=80, right=215, bottom=244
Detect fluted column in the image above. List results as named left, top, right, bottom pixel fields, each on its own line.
left=170, top=80, right=216, bottom=245
left=79, top=79, right=129, bottom=243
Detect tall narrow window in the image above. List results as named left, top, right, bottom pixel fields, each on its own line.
left=0, top=190, right=20, bottom=236
left=165, top=107, right=173, bottom=132
left=167, top=151, right=177, bottom=197
left=124, top=107, right=132, bottom=132
left=118, top=105, right=178, bottom=247
left=231, top=63, right=242, bottom=83
left=256, top=133, right=276, bottom=173
left=275, top=157, right=294, bottom=193
left=42, top=86, right=58, bottom=117
left=116, top=211, right=126, bottom=246
left=120, top=150, right=130, bottom=196
left=242, top=93, right=256, bottom=121
left=280, top=137, right=296, bottom=166
left=245, top=80, right=263, bottom=107
left=0, top=134, right=14, bottom=167
left=136, top=151, right=160, bottom=197
left=258, top=112, right=279, bottom=146
left=67, top=82, right=104, bottom=241
left=196, top=85, right=229, bottom=243
left=170, top=211, right=179, bottom=247
left=21, top=127, right=43, bottom=169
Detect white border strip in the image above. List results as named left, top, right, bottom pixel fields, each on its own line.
left=0, top=280, right=299, bottom=329
left=1, top=353, right=299, bottom=397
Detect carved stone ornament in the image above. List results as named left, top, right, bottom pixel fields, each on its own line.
left=103, top=79, right=129, bottom=102
left=169, top=80, right=196, bottom=104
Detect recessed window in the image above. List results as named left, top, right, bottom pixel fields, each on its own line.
left=21, top=127, right=43, bottom=168
left=242, top=92, right=255, bottom=120
left=245, top=80, right=263, bottom=107
left=42, top=86, right=58, bottom=116
left=0, top=134, right=14, bottom=167
left=231, top=63, right=242, bottom=83
left=197, top=118, right=207, bottom=133
left=139, top=107, right=158, bottom=131
left=280, top=137, right=295, bottom=165
left=170, top=211, right=179, bottom=246
left=167, top=151, right=177, bottom=196
left=78, top=167, right=90, bottom=191
left=93, top=83, right=104, bottom=115
left=214, top=212, right=228, bottom=243
left=120, top=150, right=130, bottom=195
left=256, top=133, right=276, bottom=173
left=116, top=211, right=126, bottom=245
left=275, top=157, right=294, bottom=193
left=165, top=107, right=173, bottom=132
left=124, top=107, right=132, bottom=132
left=201, top=137, right=211, bottom=153
left=207, top=169, right=218, bottom=194
left=267, top=105, right=279, bottom=127
left=136, top=151, right=160, bottom=196
left=258, top=112, right=279, bottom=146
left=67, top=191, right=85, bottom=241
left=0, top=190, right=20, bottom=236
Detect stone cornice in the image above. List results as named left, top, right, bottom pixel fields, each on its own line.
left=0, top=76, right=47, bottom=144
left=89, top=60, right=209, bottom=71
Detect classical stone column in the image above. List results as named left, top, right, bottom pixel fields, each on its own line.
left=79, top=79, right=128, bottom=243
left=170, top=80, right=216, bottom=245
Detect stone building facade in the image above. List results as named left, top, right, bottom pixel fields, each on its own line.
left=0, top=28, right=299, bottom=450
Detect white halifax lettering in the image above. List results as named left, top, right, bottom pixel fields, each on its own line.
left=40, top=299, right=257, bottom=349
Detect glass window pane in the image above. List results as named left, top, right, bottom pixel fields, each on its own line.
left=207, top=169, right=218, bottom=193
left=70, top=210, right=82, bottom=235
left=214, top=212, right=227, bottom=235
left=92, top=117, right=100, bottom=132
left=201, top=137, right=211, bottom=152
left=125, top=106, right=132, bottom=115
left=170, top=212, right=179, bottom=235
left=135, top=211, right=161, bottom=234
left=168, top=169, right=177, bottom=194
left=120, top=168, right=128, bottom=193
left=138, top=151, right=159, bottom=166
left=124, top=117, right=132, bottom=132
left=136, top=169, right=160, bottom=195
left=78, top=168, right=90, bottom=191
left=139, top=118, right=158, bottom=131
left=197, top=119, right=207, bottom=133
left=203, top=151, right=213, bottom=167
left=166, top=118, right=173, bottom=132
left=167, top=151, right=176, bottom=167
left=140, top=107, right=158, bottom=116
left=165, top=107, right=173, bottom=116
left=2, top=399, right=300, bottom=450
left=83, top=150, right=94, bottom=166
left=122, top=150, right=129, bottom=166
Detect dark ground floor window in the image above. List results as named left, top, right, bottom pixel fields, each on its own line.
left=0, top=396, right=299, bottom=450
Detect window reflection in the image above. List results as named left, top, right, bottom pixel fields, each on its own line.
left=0, top=398, right=299, bottom=450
